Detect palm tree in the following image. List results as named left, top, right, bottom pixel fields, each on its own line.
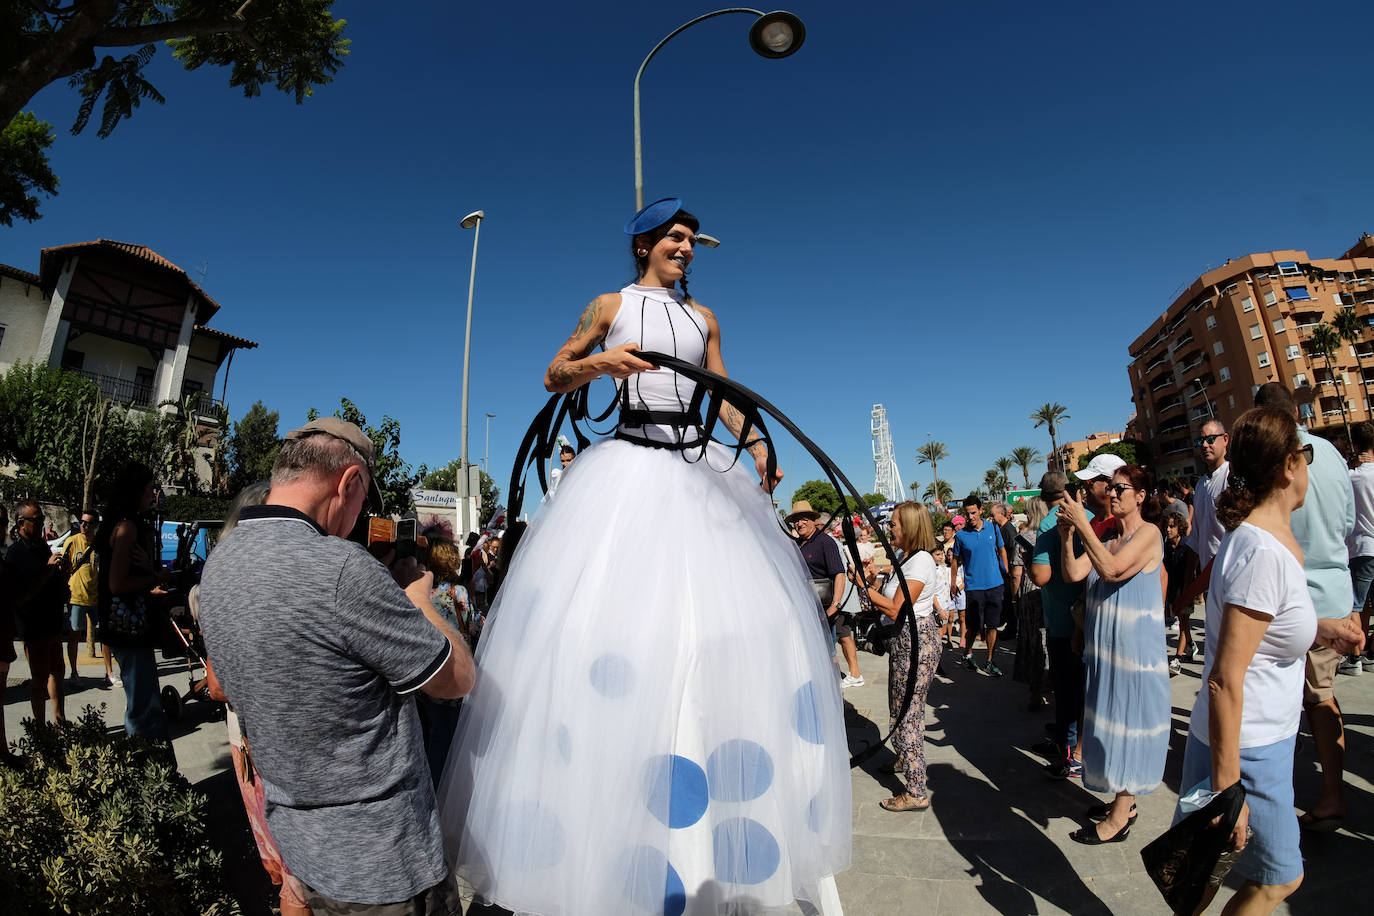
left=916, top=441, right=948, bottom=491
left=1333, top=306, right=1369, bottom=414
left=1010, top=446, right=1042, bottom=487
left=1030, top=404, right=1070, bottom=472
left=983, top=468, right=1008, bottom=501
left=994, top=456, right=1015, bottom=493
left=923, top=478, right=953, bottom=506
left=1308, top=322, right=1352, bottom=448
left=909, top=481, right=920, bottom=496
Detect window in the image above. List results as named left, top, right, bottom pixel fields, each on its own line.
left=1205, top=315, right=1217, bottom=329
left=0, top=325, right=5, bottom=350
left=1258, top=351, right=1271, bottom=367
left=1213, top=341, right=1225, bottom=355
left=1228, top=395, right=1235, bottom=409
left=1295, top=373, right=1308, bottom=387
left=1222, top=282, right=1238, bottom=294
left=1286, top=344, right=1301, bottom=360
left=1242, top=296, right=1255, bottom=312
left=1300, top=402, right=1314, bottom=419
left=1285, top=287, right=1312, bottom=301
left=1264, top=290, right=1278, bottom=306
left=1249, top=324, right=1262, bottom=339
left=1277, top=261, right=1302, bottom=276
left=1145, top=408, right=1151, bottom=418
left=1219, top=366, right=1231, bottom=381
left=1273, top=318, right=1286, bottom=332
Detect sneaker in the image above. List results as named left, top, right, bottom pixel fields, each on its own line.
left=841, top=675, right=865, bottom=688
left=1167, top=620, right=1178, bottom=633
left=1337, top=655, right=1363, bottom=676
left=1363, top=655, right=1374, bottom=671
left=108, top=673, right=121, bottom=688
left=1169, top=657, right=1181, bottom=676
left=1030, top=737, right=1061, bottom=760
left=935, top=663, right=947, bottom=677
left=1187, top=643, right=1201, bottom=662
left=962, top=655, right=980, bottom=673
left=986, top=663, right=1003, bottom=678
left=1044, top=758, right=1083, bottom=780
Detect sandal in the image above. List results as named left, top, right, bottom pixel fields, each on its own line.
left=884, top=758, right=905, bottom=773
left=1298, top=811, right=1343, bottom=832
left=880, top=794, right=930, bottom=813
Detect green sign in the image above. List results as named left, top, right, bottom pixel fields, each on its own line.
left=1007, top=489, right=1041, bottom=502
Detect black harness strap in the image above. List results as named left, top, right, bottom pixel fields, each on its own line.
left=504, top=351, right=917, bottom=768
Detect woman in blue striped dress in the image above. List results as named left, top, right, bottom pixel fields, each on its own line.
left=1056, top=464, right=1170, bottom=844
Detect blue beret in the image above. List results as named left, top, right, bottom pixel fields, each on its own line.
left=625, top=197, right=683, bottom=236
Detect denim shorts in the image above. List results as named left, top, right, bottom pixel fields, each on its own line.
left=69, top=603, right=96, bottom=634
left=1176, top=732, right=1301, bottom=886
left=1351, top=555, right=1374, bottom=612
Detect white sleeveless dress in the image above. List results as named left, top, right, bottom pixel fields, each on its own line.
left=438, top=284, right=851, bottom=915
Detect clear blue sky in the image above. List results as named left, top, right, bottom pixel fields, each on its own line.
left=4, top=1, right=1372, bottom=506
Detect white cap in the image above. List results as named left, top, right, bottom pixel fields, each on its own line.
left=1075, top=453, right=1127, bottom=481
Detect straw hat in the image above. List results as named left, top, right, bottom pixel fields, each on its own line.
left=785, top=500, right=821, bottom=523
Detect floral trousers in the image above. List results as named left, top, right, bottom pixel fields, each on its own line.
left=888, top=613, right=941, bottom=798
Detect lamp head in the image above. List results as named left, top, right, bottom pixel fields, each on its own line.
left=695, top=233, right=721, bottom=249
left=461, top=210, right=485, bottom=229
left=749, top=11, right=806, bottom=59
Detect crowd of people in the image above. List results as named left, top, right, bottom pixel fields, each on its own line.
left=2, top=198, right=1371, bottom=916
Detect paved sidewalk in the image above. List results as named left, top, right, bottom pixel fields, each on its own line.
left=6, top=636, right=1373, bottom=914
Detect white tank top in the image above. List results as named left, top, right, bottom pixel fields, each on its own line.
left=603, top=283, right=709, bottom=445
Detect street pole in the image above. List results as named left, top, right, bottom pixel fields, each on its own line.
left=633, top=9, right=805, bottom=210
left=459, top=210, right=485, bottom=537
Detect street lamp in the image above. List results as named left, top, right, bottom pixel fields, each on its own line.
left=459, top=209, right=484, bottom=537
left=634, top=9, right=806, bottom=211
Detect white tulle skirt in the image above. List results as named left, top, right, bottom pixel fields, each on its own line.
left=438, top=437, right=851, bottom=915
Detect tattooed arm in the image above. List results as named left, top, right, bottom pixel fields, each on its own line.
left=544, top=294, right=655, bottom=393
left=697, top=305, right=783, bottom=493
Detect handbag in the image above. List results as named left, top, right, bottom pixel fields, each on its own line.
left=1140, top=781, right=1247, bottom=915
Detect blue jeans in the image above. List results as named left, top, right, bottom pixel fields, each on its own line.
left=110, top=646, right=169, bottom=741
left=1352, top=555, right=1374, bottom=612
left=1046, top=635, right=1084, bottom=755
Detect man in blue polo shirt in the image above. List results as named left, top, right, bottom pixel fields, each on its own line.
left=951, top=494, right=1008, bottom=676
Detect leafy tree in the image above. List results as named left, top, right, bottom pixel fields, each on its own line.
left=922, top=478, right=953, bottom=505
left=226, top=399, right=280, bottom=494
left=1030, top=403, right=1070, bottom=472
left=994, top=456, right=1015, bottom=492
left=862, top=492, right=886, bottom=507
left=1333, top=306, right=1368, bottom=407
left=983, top=469, right=1008, bottom=501
left=419, top=459, right=501, bottom=528
left=790, top=479, right=841, bottom=516
left=1307, top=322, right=1351, bottom=449
left=1076, top=440, right=1144, bottom=472
left=915, top=441, right=947, bottom=492
left=1, top=0, right=350, bottom=222
left=0, top=111, right=58, bottom=226
left=307, top=398, right=419, bottom=517
left=1010, top=445, right=1042, bottom=488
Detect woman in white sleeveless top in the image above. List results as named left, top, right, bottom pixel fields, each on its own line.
left=439, top=199, right=851, bottom=915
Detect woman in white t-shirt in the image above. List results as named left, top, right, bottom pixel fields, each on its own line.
left=851, top=501, right=944, bottom=813
left=1178, top=407, right=1364, bottom=914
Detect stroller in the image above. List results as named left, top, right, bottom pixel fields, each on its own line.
left=157, top=521, right=225, bottom=722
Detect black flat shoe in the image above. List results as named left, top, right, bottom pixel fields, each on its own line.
left=1070, top=822, right=1131, bottom=845
left=1086, top=801, right=1137, bottom=824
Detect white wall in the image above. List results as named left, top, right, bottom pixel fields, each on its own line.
left=0, top=275, right=52, bottom=373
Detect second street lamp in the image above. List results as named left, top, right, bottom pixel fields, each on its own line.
left=633, top=9, right=806, bottom=211
left=459, top=209, right=484, bottom=537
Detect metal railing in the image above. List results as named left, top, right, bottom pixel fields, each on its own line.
left=73, top=370, right=154, bottom=408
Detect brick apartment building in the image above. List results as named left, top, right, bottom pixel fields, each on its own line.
left=1128, top=233, right=1374, bottom=479
left=1052, top=430, right=1125, bottom=474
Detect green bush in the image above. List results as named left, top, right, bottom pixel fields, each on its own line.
left=161, top=494, right=230, bottom=523
left=0, top=707, right=240, bottom=915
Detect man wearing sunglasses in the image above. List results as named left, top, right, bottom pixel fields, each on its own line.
left=6, top=499, right=72, bottom=723
left=1255, top=382, right=1362, bottom=833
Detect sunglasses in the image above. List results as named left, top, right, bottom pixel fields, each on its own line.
left=1195, top=433, right=1226, bottom=447
left=1299, top=443, right=1314, bottom=465
left=1107, top=484, right=1135, bottom=497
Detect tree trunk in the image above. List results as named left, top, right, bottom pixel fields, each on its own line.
left=1049, top=431, right=1060, bottom=472
left=0, top=0, right=122, bottom=129
left=81, top=398, right=112, bottom=513
left=1326, top=352, right=1353, bottom=450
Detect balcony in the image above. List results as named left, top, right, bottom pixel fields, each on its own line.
left=74, top=370, right=154, bottom=409
left=1158, top=398, right=1185, bottom=415
left=1158, top=423, right=1189, bottom=437
left=1145, top=355, right=1169, bottom=373
left=70, top=370, right=223, bottom=420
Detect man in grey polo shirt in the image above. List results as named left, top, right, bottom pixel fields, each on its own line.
left=199, top=418, right=475, bottom=913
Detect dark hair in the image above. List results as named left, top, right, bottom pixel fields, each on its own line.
left=1215, top=407, right=1301, bottom=531
left=94, top=462, right=158, bottom=572
left=962, top=494, right=982, bottom=509
left=1253, top=382, right=1297, bottom=416
left=1354, top=421, right=1374, bottom=453
left=631, top=208, right=700, bottom=299
left=559, top=445, right=576, bottom=458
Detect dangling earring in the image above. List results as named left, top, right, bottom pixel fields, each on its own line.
left=636, top=249, right=647, bottom=257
